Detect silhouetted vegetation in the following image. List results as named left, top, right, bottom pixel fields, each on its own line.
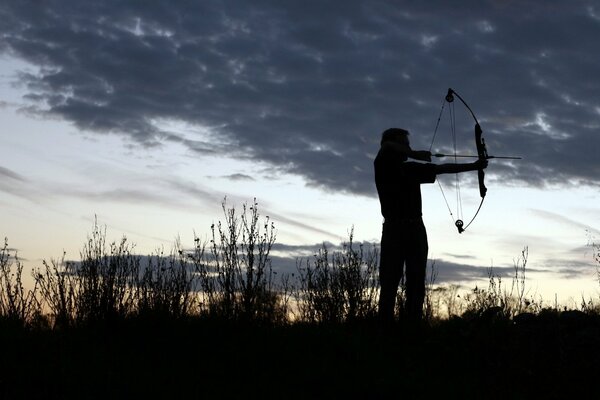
left=2, top=201, right=600, bottom=398
left=295, top=230, right=379, bottom=324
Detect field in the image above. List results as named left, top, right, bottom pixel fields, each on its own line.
left=3, top=312, right=600, bottom=399
left=2, top=202, right=600, bottom=399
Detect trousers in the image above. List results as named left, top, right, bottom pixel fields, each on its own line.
left=378, top=219, right=428, bottom=322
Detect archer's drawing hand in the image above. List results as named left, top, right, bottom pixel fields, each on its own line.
left=410, top=150, right=432, bottom=162
left=474, top=159, right=488, bottom=169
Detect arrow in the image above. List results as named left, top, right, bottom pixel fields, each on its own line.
left=433, top=153, right=522, bottom=160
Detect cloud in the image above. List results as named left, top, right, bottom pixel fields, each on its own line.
left=270, top=238, right=564, bottom=285
left=208, top=173, right=255, bottom=182
left=0, top=166, right=26, bottom=182
left=530, top=209, right=600, bottom=236
left=224, top=173, right=254, bottom=181
left=536, top=257, right=596, bottom=280
left=1, top=1, right=600, bottom=197
left=272, top=242, right=338, bottom=254
left=0, top=235, right=23, bottom=261
left=0, top=165, right=39, bottom=201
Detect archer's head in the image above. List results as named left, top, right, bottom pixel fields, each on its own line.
left=381, top=128, right=411, bottom=160
left=381, top=128, right=409, bottom=146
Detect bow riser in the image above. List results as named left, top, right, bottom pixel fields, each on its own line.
left=475, top=123, right=488, bottom=199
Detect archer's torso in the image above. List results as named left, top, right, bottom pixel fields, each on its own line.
left=374, top=147, right=437, bottom=221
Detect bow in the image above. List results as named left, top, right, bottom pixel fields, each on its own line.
left=446, top=88, right=485, bottom=233
left=430, top=88, right=520, bottom=234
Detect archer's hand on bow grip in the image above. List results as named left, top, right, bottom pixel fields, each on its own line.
left=474, top=123, right=488, bottom=198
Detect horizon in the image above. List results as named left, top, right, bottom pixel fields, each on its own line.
left=2, top=1, right=600, bottom=305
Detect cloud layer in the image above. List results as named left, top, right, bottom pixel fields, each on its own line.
left=1, top=0, right=600, bottom=196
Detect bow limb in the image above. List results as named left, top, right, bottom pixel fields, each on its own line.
left=447, top=88, right=479, bottom=126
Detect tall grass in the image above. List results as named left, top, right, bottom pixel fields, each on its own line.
left=2, top=204, right=600, bottom=329
left=190, top=199, right=290, bottom=323
left=29, top=201, right=291, bottom=327
left=34, top=225, right=142, bottom=327
left=136, top=240, right=196, bottom=319
left=295, top=229, right=379, bottom=323
left=0, top=238, right=39, bottom=326
left=459, top=246, right=543, bottom=320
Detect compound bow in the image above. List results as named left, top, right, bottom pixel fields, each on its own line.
left=430, top=88, right=521, bottom=234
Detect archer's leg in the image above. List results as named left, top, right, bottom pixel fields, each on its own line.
left=378, top=222, right=404, bottom=325
left=405, top=221, right=428, bottom=321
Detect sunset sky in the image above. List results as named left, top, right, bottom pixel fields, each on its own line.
left=1, top=1, right=600, bottom=304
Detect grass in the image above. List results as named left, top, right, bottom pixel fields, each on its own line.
left=2, top=312, right=600, bottom=399
left=2, top=200, right=600, bottom=399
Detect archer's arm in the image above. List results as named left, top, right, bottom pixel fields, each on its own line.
left=435, top=159, right=488, bottom=175
left=382, top=142, right=432, bottom=162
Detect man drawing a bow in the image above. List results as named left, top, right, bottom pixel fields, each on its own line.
left=374, top=128, right=488, bottom=324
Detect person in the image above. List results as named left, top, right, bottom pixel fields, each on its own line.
left=374, top=128, right=488, bottom=323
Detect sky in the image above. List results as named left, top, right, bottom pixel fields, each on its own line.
left=1, top=0, right=600, bottom=305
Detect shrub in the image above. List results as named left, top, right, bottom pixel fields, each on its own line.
left=461, top=247, right=540, bottom=320
left=136, top=240, right=197, bottom=319
left=34, top=220, right=141, bottom=327
left=295, top=230, right=379, bottom=324
left=190, top=199, right=290, bottom=323
left=0, top=238, right=39, bottom=326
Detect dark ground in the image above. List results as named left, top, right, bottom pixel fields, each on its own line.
left=2, top=310, right=600, bottom=399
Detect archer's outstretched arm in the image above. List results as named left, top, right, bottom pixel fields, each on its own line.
left=381, top=142, right=433, bottom=161
left=434, top=159, right=488, bottom=175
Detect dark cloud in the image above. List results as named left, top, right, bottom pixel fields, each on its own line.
left=1, top=1, right=600, bottom=196
left=259, top=211, right=340, bottom=240
left=219, top=173, right=254, bottom=182
left=272, top=242, right=338, bottom=254
left=0, top=166, right=26, bottom=182
left=271, top=240, right=543, bottom=284
left=537, top=257, right=596, bottom=280
left=271, top=242, right=558, bottom=285
left=432, top=259, right=507, bottom=283
left=0, top=165, right=38, bottom=201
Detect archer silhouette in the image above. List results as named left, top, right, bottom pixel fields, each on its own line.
left=374, top=128, right=488, bottom=324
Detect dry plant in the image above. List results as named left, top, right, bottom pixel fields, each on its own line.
left=35, top=255, right=77, bottom=328
left=461, top=246, right=540, bottom=319
left=2, top=202, right=563, bottom=330
left=34, top=219, right=197, bottom=326
left=295, top=229, right=379, bottom=324
left=33, top=219, right=141, bottom=327
left=136, top=240, right=197, bottom=319
left=190, top=199, right=290, bottom=323
left=28, top=201, right=289, bottom=327
left=423, top=261, right=439, bottom=321
left=426, top=284, right=464, bottom=319
left=74, top=223, right=138, bottom=322
left=0, top=238, right=39, bottom=326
